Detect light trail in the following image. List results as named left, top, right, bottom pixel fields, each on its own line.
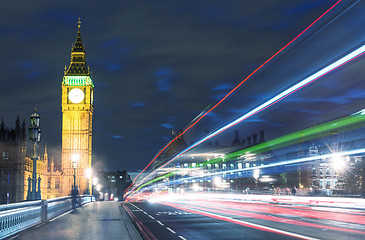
left=126, top=0, right=344, bottom=192
left=128, top=43, right=365, bottom=196
left=161, top=200, right=365, bottom=235
left=132, top=110, right=365, bottom=191
left=134, top=147, right=365, bottom=192
left=177, top=44, right=365, bottom=156
left=161, top=202, right=321, bottom=239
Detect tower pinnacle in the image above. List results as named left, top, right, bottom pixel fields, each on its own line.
left=65, top=18, right=89, bottom=76
left=77, top=17, right=82, bottom=29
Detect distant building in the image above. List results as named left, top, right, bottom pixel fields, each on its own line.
left=0, top=117, right=63, bottom=204
left=96, top=170, right=132, bottom=200
left=0, top=116, right=28, bottom=203
left=153, top=129, right=188, bottom=169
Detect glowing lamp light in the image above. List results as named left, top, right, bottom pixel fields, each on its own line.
left=85, top=168, right=92, bottom=179
left=213, top=176, right=222, bottom=187
left=92, top=177, right=98, bottom=186
left=71, top=154, right=79, bottom=168
left=192, top=183, right=200, bottom=192
left=332, top=153, right=346, bottom=170
left=253, top=169, right=260, bottom=180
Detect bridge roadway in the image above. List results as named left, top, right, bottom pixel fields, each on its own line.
left=9, top=201, right=142, bottom=240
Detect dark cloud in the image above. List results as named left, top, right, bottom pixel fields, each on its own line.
left=160, top=123, right=174, bottom=129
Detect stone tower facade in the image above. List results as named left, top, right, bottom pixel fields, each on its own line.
left=61, top=19, right=94, bottom=196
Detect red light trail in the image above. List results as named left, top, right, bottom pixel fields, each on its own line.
left=161, top=200, right=365, bottom=237
left=125, top=0, right=344, bottom=194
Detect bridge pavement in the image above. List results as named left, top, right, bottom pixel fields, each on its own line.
left=9, top=201, right=142, bottom=240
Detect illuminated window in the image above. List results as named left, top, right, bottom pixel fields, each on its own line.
left=223, top=164, right=227, bottom=170
left=238, top=163, right=242, bottom=169
left=245, top=163, right=250, bottom=168
left=192, top=163, right=196, bottom=168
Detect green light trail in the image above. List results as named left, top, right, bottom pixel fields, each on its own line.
left=134, top=111, right=365, bottom=193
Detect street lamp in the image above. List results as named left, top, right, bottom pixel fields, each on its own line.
left=332, top=153, right=346, bottom=170
left=71, top=154, right=79, bottom=210
left=27, top=108, right=41, bottom=201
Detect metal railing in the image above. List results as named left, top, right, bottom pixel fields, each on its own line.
left=0, top=195, right=95, bottom=239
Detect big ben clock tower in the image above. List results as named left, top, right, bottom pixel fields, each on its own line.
left=61, top=19, right=93, bottom=196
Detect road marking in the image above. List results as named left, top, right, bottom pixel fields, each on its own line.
left=49, top=209, right=74, bottom=222
left=166, top=227, right=176, bottom=234
left=35, top=223, right=45, bottom=228
left=148, top=215, right=155, bottom=219
left=178, top=236, right=188, bottom=240
left=156, top=220, right=164, bottom=226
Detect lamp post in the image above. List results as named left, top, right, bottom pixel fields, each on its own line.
left=71, top=154, right=79, bottom=210
left=27, top=108, right=41, bottom=201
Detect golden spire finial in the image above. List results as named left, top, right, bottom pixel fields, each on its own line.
left=77, top=17, right=82, bottom=28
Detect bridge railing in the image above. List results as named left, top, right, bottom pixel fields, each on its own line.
left=0, top=195, right=95, bottom=239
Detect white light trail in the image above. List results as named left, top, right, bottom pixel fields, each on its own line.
left=131, top=44, right=365, bottom=193
left=183, top=44, right=365, bottom=154
left=160, top=148, right=365, bottom=186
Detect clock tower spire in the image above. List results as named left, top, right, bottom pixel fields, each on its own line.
left=65, top=17, right=90, bottom=77
left=61, top=18, right=94, bottom=196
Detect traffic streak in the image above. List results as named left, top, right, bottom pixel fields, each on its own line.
left=124, top=196, right=365, bottom=240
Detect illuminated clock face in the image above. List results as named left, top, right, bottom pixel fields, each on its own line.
left=68, top=88, right=84, bottom=103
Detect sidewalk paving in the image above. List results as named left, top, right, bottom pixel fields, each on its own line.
left=12, top=201, right=142, bottom=240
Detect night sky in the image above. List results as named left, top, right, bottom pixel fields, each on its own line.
left=1, top=0, right=365, bottom=172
